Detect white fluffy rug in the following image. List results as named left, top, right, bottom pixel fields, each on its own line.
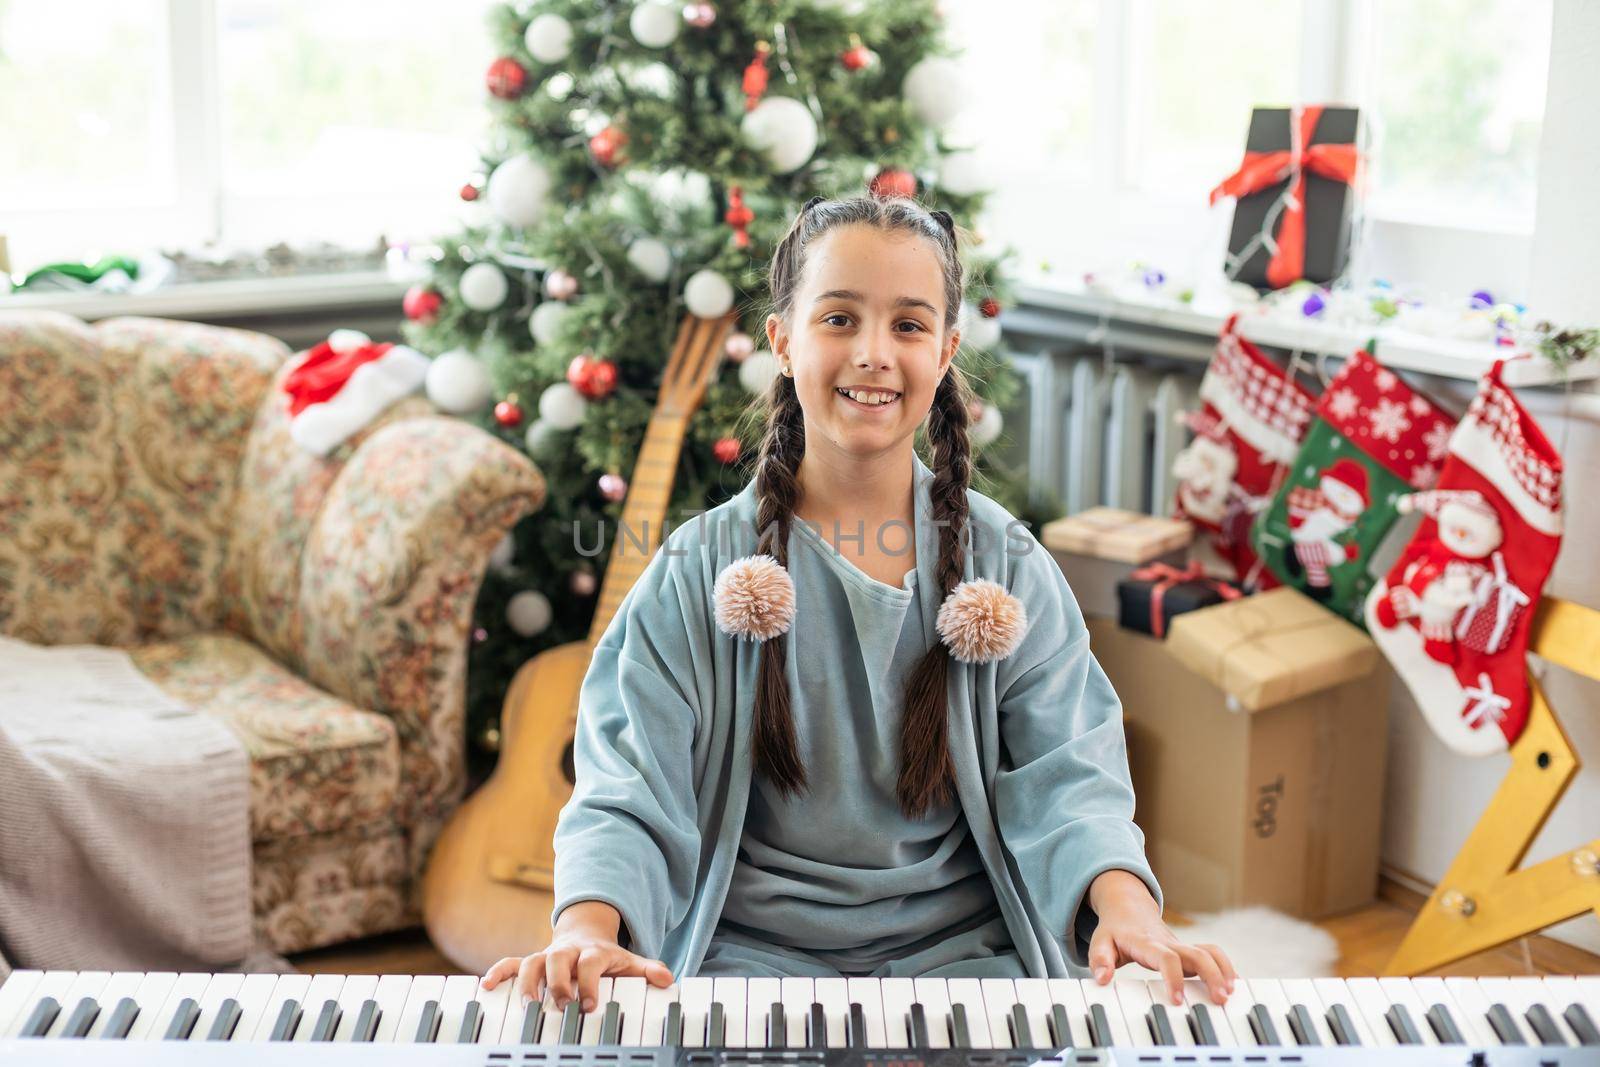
left=1118, top=906, right=1341, bottom=979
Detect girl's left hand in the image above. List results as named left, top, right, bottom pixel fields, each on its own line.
left=1086, top=906, right=1237, bottom=1008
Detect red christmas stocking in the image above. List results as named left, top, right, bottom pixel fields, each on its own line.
left=1173, top=313, right=1316, bottom=587
left=1364, top=360, right=1563, bottom=756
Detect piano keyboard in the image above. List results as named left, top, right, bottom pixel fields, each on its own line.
left=2, top=970, right=1597, bottom=1060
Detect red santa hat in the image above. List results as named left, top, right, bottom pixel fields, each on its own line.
left=1319, top=458, right=1369, bottom=517
left=281, top=330, right=430, bottom=457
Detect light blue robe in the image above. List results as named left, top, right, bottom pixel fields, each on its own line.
left=550, top=452, right=1162, bottom=980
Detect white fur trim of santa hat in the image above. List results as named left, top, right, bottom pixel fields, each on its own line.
left=713, top=554, right=797, bottom=641
left=289, top=343, right=431, bottom=457
left=1401, top=488, right=1494, bottom=521
left=935, top=578, right=1029, bottom=663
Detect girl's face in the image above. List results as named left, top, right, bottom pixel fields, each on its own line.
left=765, top=223, right=960, bottom=460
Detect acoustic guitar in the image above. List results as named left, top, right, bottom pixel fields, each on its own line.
left=422, top=309, right=739, bottom=974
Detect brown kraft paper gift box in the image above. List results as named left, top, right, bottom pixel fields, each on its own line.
left=1087, top=588, right=1388, bottom=919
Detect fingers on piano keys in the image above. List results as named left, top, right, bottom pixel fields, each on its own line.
left=2, top=971, right=1598, bottom=1050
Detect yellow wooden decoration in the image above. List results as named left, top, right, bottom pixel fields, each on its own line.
left=1385, top=596, right=1600, bottom=975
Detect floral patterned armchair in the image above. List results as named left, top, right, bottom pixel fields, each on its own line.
left=0, top=310, right=546, bottom=954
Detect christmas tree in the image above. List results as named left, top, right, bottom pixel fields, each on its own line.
left=401, top=0, right=1049, bottom=769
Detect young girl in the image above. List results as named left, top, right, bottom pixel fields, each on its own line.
left=482, top=195, right=1235, bottom=1019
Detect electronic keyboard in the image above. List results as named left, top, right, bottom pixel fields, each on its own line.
left=2, top=970, right=1598, bottom=1065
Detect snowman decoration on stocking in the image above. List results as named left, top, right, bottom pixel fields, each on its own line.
left=1373, top=490, right=1501, bottom=657
left=1285, top=459, right=1368, bottom=598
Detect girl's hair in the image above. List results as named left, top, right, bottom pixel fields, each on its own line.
left=746, top=194, right=974, bottom=820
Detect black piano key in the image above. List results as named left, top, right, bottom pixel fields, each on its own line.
left=519, top=1001, right=542, bottom=1044
left=1088, top=1003, right=1112, bottom=1047
left=309, top=998, right=341, bottom=1041
left=62, top=997, right=100, bottom=1038
left=1146, top=1004, right=1175, bottom=1045
left=766, top=1002, right=786, bottom=1049
left=807, top=1002, right=826, bottom=1048
left=949, top=1003, right=971, bottom=1048
left=1288, top=1004, right=1320, bottom=1046
left=907, top=1003, right=930, bottom=1048
left=1010, top=1003, right=1034, bottom=1048
left=1525, top=1004, right=1566, bottom=1046
left=1189, top=1003, right=1218, bottom=1046
left=416, top=999, right=442, bottom=1043
left=663, top=1002, right=684, bottom=1046
left=1427, top=1003, right=1465, bottom=1044
left=165, top=997, right=202, bottom=1040
left=706, top=1001, right=725, bottom=1047
left=1566, top=1002, right=1600, bottom=1046
left=1385, top=1004, right=1422, bottom=1045
left=1248, top=1003, right=1280, bottom=1045
left=1327, top=1003, right=1361, bottom=1046
left=599, top=1001, right=621, bottom=1045
left=206, top=998, right=242, bottom=1041
left=557, top=1001, right=582, bottom=1044
left=270, top=1000, right=303, bottom=1042
left=21, top=997, right=62, bottom=1038
left=1049, top=1003, right=1072, bottom=1047
left=1488, top=1003, right=1527, bottom=1045
left=352, top=999, right=381, bottom=1043
left=102, top=997, right=140, bottom=1040
left=847, top=1002, right=867, bottom=1048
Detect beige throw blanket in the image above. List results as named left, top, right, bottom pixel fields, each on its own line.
left=0, top=636, right=255, bottom=982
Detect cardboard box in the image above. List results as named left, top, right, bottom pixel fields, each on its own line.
left=1089, top=616, right=1389, bottom=919
left=1042, top=509, right=1193, bottom=620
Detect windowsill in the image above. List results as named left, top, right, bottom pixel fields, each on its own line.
left=0, top=269, right=409, bottom=322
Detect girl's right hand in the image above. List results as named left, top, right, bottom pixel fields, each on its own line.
left=480, top=935, right=674, bottom=1012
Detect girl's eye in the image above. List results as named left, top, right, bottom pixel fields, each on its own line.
left=823, top=313, right=923, bottom=332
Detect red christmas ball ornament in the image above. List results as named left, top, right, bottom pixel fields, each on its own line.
left=586, top=357, right=618, bottom=399
left=869, top=168, right=917, bottom=199
left=980, top=297, right=1001, bottom=318
left=459, top=181, right=481, bottom=202
left=713, top=436, right=741, bottom=464
left=494, top=394, right=525, bottom=428
left=841, top=34, right=874, bottom=72
left=598, top=472, right=628, bottom=502
left=589, top=124, right=628, bottom=168
left=683, top=2, right=716, bottom=28
left=486, top=56, right=527, bottom=100
left=742, top=41, right=772, bottom=111
left=725, top=185, right=754, bottom=249
left=566, top=352, right=595, bottom=391
left=402, top=285, right=443, bottom=324
left=570, top=569, right=597, bottom=596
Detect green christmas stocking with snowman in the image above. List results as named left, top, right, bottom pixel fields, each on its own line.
left=1251, top=347, right=1455, bottom=623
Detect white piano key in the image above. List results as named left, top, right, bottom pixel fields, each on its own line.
left=1138, top=979, right=1195, bottom=1046
left=613, top=976, right=648, bottom=1046
left=911, top=977, right=953, bottom=1049
left=1080, top=974, right=1134, bottom=1047
left=1312, top=978, right=1379, bottom=1047
left=712, top=976, right=746, bottom=1047
left=1113, top=979, right=1157, bottom=1047
left=746, top=978, right=781, bottom=1047
left=946, top=977, right=992, bottom=1048
left=1011, top=979, right=1056, bottom=1049
left=640, top=981, right=679, bottom=1045
left=878, top=977, right=915, bottom=1047
left=1247, top=978, right=1299, bottom=1044
left=1444, top=977, right=1512, bottom=1046
left=293, top=974, right=348, bottom=1043
left=1182, top=977, right=1239, bottom=1046
left=187, top=973, right=246, bottom=1041
left=577, top=977, right=612, bottom=1044
left=536, top=985, right=567, bottom=1047
left=814, top=977, right=850, bottom=1047
left=494, top=983, right=536, bottom=1045
left=1044, top=978, right=1096, bottom=1049
left=369, top=975, right=416, bottom=1043
left=978, top=978, right=1017, bottom=1049
left=1412, top=976, right=1493, bottom=1046
left=328, top=974, right=378, bottom=1042
left=678, top=976, right=714, bottom=1048
left=1544, top=976, right=1600, bottom=1045
left=0, top=971, right=45, bottom=1037
left=847, top=975, right=889, bottom=1048
left=3, top=970, right=76, bottom=1038
left=83, top=973, right=149, bottom=1040
left=1487, top=976, right=1575, bottom=1045
left=250, top=974, right=310, bottom=1041
left=1472, top=977, right=1539, bottom=1045
left=779, top=977, right=812, bottom=1048
left=1279, top=978, right=1336, bottom=1046
left=141, top=972, right=213, bottom=1041
left=1345, top=977, right=1401, bottom=1046
left=1218, top=978, right=1267, bottom=1047
left=1376, top=977, right=1442, bottom=1045
left=46, top=971, right=112, bottom=1037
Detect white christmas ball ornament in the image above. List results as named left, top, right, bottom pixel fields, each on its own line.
left=904, top=56, right=967, bottom=129
left=740, top=96, right=819, bottom=174
left=739, top=350, right=780, bottom=394
left=489, top=533, right=515, bottom=574
left=627, top=237, right=672, bottom=282
left=939, top=150, right=989, bottom=197
left=506, top=589, right=554, bottom=637
left=970, top=402, right=1004, bottom=447
left=426, top=349, right=494, bottom=415
left=962, top=306, right=1003, bottom=350
left=538, top=382, right=589, bottom=430
left=524, top=417, right=558, bottom=456
left=458, top=261, right=510, bottom=311
left=528, top=300, right=571, bottom=346
left=524, top=13, right=573, bottom=63
left=629, top=0, right=680, bottom=48
left=684, top=269, right=734, bottom=318
left=486, top=153, right=553, bottom=228
left=327, top=328, right=371, bottom=352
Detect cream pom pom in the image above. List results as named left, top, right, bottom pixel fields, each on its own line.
left=713, top=554, right=797, bottom=641
left=935, top=578, right=1028, bottom=662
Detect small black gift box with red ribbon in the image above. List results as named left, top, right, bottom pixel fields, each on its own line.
left=1117, top=561, right=1244, bottom=639
left=1210, top=105, right=1362, bottom=290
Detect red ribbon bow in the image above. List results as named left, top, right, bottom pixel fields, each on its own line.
left=1128, top=560, right=1243, bottom=639
left=1208, top=105, right=1360, bottom=290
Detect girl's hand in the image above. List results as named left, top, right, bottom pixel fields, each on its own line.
left=1085, top=870, right=1236, bottom=1007
left=480, top=901, right=673, bottom=1012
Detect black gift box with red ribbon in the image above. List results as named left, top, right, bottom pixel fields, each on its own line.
left=1117, top=562, right=1244, bottom=640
